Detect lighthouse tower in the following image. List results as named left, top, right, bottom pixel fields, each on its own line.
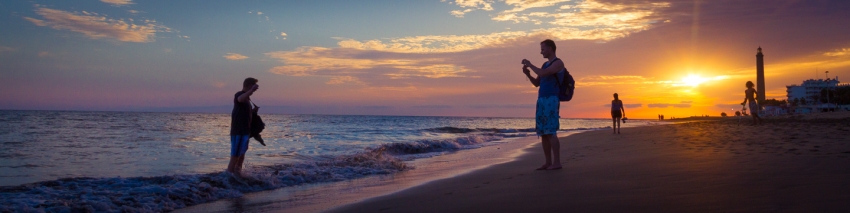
left=756, top=47, right=765, bottom=104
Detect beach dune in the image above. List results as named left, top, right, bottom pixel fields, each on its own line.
left=329, top=117, right=850, bottom=212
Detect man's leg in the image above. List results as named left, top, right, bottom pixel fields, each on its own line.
left=227, top=157, right=237, bottom=173
left=235, top=155, right=245, bottom=175
left=541, top=136, right=552, bottom=168
left=227, top=136, right=238, bottom=174
left=233, top=135, right=250, bottom=176
left=548, top=135, right=562, bottom=169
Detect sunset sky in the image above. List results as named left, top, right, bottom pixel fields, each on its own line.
left=1, top=0, right=849, bottom=118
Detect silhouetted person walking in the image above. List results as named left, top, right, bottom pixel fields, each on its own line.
left=611, top=93, right=625, bottom=134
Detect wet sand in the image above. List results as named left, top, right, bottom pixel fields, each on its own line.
left=329, top=114, right=850, bottom=212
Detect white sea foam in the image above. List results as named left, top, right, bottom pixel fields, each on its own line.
left=0, top=150, right=407, bottom=213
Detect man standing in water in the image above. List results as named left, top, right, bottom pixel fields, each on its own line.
left=522, top=39, right=564, bottom=170
left=742, top=81, right=762, bottom=125
left=228, top=77, right=259, bottom=176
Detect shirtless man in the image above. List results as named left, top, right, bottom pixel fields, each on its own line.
left=741, top=81, right=762, bottom=125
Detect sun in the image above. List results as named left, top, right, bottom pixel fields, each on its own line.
left=681, top=74, right=709, bottom=87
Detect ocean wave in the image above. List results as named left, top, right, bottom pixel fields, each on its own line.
left=379, top=135, right=501, bottom=155
left=425, top=126, right=536, bottom=134
left=0, top=150, right=407, bottom=213
left=425, top=126, right=607, bottom=135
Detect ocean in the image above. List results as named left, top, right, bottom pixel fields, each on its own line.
left=0, top=110, right=652, bottom=212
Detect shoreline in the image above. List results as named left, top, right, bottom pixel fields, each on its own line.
left=328, top=117, right=850, bottom=213
left=175, top=132, right=588, bottom=213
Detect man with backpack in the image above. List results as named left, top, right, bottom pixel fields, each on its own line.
left=521, top=39, right=569, bottom=171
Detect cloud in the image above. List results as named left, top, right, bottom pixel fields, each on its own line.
left=447, top=0, right=495, bottom=11
left=501, top=0, right=573, bottom=14
left=604, top=103, right=643, bottom=108
left=223, top=53, right=249, bottom=60
left=265, top=47, right=473, bottom=84
left=577, top=75, right=673, bottom=87
left=0, top=46, right=14, bottom=53
left=101, top=0, right=134, bottom=6
left=680, top=101, right=693, bottom=103
left=341, top=0, right=672, bottom=54
left=451, top=9, right=474, bottom=17
left=413, top=105, right=454, bottom=109
left=336, top=27, right=643, bottom=54
left=495, top=0, right=670, bottom=29
left=468, top=104, right=534, bottom=109
left=824, top=48, right=850, bottom=57
left=24, top=7, right=168, bottom=43
left=647, top=103, right=691, bottom=108
left=279, top=32, right=288, bottom=40
left=326, top=76, right=365, bottom=85
left=38, top=52, right=50, bottom=57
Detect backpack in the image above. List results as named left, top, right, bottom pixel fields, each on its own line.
left=549, top=58, right=575, bottom=102
left=249, top=102, right=266, bottom=146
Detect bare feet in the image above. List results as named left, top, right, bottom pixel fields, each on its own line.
left=536, top=164, right=550, bottom=170
left=546, top=165, right=562, bottom=170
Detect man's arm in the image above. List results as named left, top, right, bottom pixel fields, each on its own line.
left=237, top=85, right=259, bottom=103
left=524, top=66, right=540, bottom=87
left=524, top=60, right=564, bottom=77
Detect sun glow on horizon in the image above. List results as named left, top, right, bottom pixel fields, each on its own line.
left=675, top=74, right=729, bottom=87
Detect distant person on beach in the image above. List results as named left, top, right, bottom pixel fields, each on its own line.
left=742, top=81, right=762, bottom=125
left=228, top=77, right=259, bottom=176
left=611, top=93, right=625, bottom=134
left=521, top=39, right=564, bottom=171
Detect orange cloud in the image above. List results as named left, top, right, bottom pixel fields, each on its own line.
left=824, top=48, right=850, bottom=57
left=223, top=53, right=249, bottom=60
left=0, top=46, right=14, bottom=53
left=327, top=76, right=365, bottom=85
left=24, top=7, right=168, bottom=43
left=501, top=0, right=572, bottom=14
left=265, top=47, right=473, bottom=85
left=345, top=1, right=670, bottom=54
left=101, top=0, right=134, bottom=6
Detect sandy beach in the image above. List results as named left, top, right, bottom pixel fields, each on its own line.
left=329, top=114, right=850, bottom=212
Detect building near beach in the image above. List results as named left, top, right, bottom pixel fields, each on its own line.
left=786, top=77, right=840, bottom=103
left=786, top=77, right=850, bottom=113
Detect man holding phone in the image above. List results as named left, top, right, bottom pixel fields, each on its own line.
left=227, top=77, right=259, bottom=176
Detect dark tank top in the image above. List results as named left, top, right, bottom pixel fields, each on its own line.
left=230, top=91, right=252, bottom=135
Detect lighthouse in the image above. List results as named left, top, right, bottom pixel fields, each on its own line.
left=756, top=47, right=765, bottom=105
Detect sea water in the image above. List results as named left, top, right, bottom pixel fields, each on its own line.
left=0, top=110, right=651, bottom=212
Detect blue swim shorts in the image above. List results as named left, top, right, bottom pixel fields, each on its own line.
left=231, top=135, right=250, bottom=157
left=535, top=96, right=560, bottom=136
